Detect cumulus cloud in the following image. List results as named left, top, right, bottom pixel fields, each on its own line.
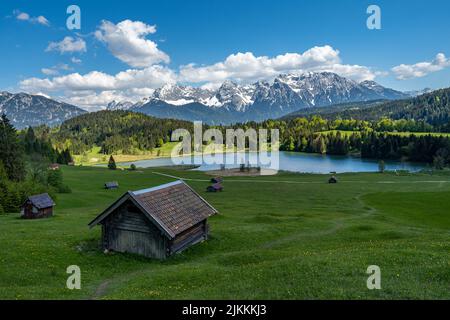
left=14, top=10, right=50, bottom=26
left=179, top=46, right=376, bottom=85
left=41, top=63, right=73, bottom=76
left=95, top=20, right=170, bottom=68
left=392, top=53, right=450, bottom=80
left=20, top=66, right=176, bottom=110
left=46, top=36, right=86, bottom=54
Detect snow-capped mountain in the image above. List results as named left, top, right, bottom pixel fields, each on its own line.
left=106, top=100, right=134, bottom=111
left=0, top=92, right=87, bottom=129
left=359, top=80, right=409, bottom=100
left=404, top=88, right=434, bottom=97
left=125, top=72, right=409, bottom=124
left=151, top=84, right=212, bottom=106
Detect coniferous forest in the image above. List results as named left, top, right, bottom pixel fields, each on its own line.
left=0, top=115, right=71, bottom=214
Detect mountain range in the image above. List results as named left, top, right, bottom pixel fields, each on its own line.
left=0, top=72, right=432, bottom=128
left=109, top=72, right=411, bottom=124
left=0, top=92, right=86, bottom=129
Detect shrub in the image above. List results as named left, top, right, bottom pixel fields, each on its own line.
left=130, top=164, right=137, bottom=171
left=57, top=184, right=72, bottom=194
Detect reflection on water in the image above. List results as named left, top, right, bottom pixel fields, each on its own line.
left=118, top=151, right=425, bottom=174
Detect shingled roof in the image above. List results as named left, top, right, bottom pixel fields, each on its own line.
left=88, top=180, right=218, bottom=239
left=26, top=193, right=55, bottom=209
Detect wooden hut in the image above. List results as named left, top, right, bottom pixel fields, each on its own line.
left=105, top=181, right=119, bottom=189
left=21, top=193, right=55, bottom=219
left=207, top=183, right=223, bottom=192
left=210, top=177, right=223, bottom=184
left=48, top=163, right=60, bottom=171
left=88, top=180, right=218, bottom=259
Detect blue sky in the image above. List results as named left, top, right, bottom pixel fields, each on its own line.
left=1, top=0, right=450, bottom=109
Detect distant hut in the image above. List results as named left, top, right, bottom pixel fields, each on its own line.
left=207, top=183, right=223, bottom=192
left=210, top=177, right=223, bottom=184
left=104, top=181, right=119, bottom=189
left=88, top=180, right=218, bottom=259
left=21, top=193, right=55, bottom=219
left=328, top=176, right=338, bottom=184
left=48, top=163, right=60, bottom=171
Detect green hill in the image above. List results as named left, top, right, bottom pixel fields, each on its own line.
left=282, top=88, right=450, bottom=130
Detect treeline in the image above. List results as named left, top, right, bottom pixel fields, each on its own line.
left=51, top=110, right=194, bottom=155
left=0, top=115, right=71, bottom=214
left=306, top=88, right=450, bottom=131
left=39, top=108, right=450, bottom=170
left=21, top=126, right=73, bottom=165
left=224, top=116, right=450, bottom=167
left=278, top=130, right=450, bottom=166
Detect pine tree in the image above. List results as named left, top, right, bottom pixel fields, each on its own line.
left=0, top=114, right=25, bottom=181
left=108, top=155, right=117, bottom=170
left=24, top=127, right=37, bottom=154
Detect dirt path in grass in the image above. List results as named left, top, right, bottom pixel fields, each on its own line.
left=90, top=269, right=150, bottom=300
left=91, top=280, right=111, bottom=300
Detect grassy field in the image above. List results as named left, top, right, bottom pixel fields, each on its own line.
left=72, top=143, right=180, bottom=165
left=0, top=166, right=449, bottom=299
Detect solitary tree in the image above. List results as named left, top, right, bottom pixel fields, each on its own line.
left=433, top=155, right=445, bottom=170
left=108, top=155, right=117, bottom=170
left=378, top=160, right=385, bottom=173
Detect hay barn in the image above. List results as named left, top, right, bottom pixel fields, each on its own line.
left=88, top=180, right=218, bottom=259
left=21, top=193, right=55, bottom=219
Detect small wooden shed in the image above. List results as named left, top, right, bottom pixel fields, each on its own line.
left=328, top=176, right=338, bottom=184
left=105, top=181, right=119, bottom=189
left=207, top=183, right=223, bottom=192
left=88, top=180, right=218, bottom=259
left=21, top=193, right=55, bottom=219
left=210, top=177, right=223, bottom=184
left=48, top=163, right=60, bottom=171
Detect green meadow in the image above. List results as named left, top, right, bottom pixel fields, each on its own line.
left=0, top=166, right=449, bottom=299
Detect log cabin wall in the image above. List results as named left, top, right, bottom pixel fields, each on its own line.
left=101, top=200, right=168, bottom=259
left=170, top=220, right=208, bottom=254
left=22, top=203, right=53, bottom=219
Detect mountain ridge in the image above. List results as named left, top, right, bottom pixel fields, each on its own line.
left=116, top=72, right=411, bottom=124
left=0, top=91, right=87, bottom=129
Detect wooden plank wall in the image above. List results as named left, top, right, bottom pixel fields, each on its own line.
left=170, top=221, right=207, bottom=254
left=102, top=202, right=168, bottom=259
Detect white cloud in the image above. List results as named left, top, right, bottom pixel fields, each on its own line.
left=71, top=57, right=82, bottom=64
left=20, top=66, right=176, bottom=110
left=16, top=12, right=30, bottom=21
left=179, top=46, right=376, bottom=85
left=95, top=19, right=169, bottom=68
left=14, top=10, right=50, bottom=26
left=40, top=63, right=73, bottom=76
left=41, top=68, right=59, bottom=76
left=392, top=53, right=450, bottom=80
left=46, top=36, right=87, bottom=54
left=36, top=16, right=50, bottom=26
